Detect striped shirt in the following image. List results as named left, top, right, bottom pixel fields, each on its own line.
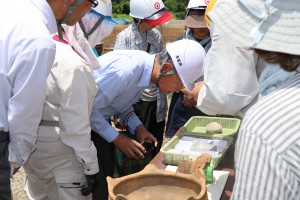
left=231, top=74, right=300, bottom=200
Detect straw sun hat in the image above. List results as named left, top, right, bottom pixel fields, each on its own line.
left=207, top=0, right=300, bottom=55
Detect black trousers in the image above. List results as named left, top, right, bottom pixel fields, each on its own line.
left=91, top=130, right=114, bottom=200
left=0, top=132, right=11, bottom=200
left=133, top=100, right=165, bottom=157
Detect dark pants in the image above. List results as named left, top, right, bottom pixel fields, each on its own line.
left=133, top=100, right=165, bottom=157
left=0, top=132, right=11, bottom=200
left=91, top=130, right=114, bottom=200
left=166, top=92, right=208, bottom=138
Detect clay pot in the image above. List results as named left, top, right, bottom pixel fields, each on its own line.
left=107, top=164, right=208, bottom=200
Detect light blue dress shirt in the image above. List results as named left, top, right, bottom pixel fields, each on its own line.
left=113, top=22, right=167, bottom=122
left=91, top=50, right=156, bottom=142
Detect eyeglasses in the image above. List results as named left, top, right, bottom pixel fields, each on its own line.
left=155, top=62, right=178, bottom=87
left=88, top=0, right=98, bottom=8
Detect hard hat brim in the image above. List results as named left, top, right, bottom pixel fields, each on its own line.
left=91, top=10, right=118, bottom=24
left=185, top=15, right=207, bottom=28
left=142, top=9, right=173, bottom=26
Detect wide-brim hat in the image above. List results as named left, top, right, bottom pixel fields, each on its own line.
left=142, top=8, right=174, bottom=26
left=207, top=0, right=300, bottom=55
left=185, top=9, right=207, bottom=28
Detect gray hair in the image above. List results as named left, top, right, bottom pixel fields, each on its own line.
left=156, top=49, right=174, bottom=67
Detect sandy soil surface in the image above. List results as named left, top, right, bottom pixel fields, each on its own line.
left=11, top=168, right=27, bottom=200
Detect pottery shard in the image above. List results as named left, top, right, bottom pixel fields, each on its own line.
left=177, top=160, right=193, bottom=174
left=206, top=122, right=222, bottom=134
left=177, top=154, right=212, bottom=175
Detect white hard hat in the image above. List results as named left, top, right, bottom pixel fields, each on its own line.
left=187, top=0, right=210, bottom=10
left=91, top=0, right=117, bottom=23
left=166, top=40, right=206, bottom=91
left=129, top=0, right=173, bottom=25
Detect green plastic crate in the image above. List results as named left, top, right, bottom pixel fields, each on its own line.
left=182, top=116, right=241, bottom=137
left=160, top=133, right=233, bottom=169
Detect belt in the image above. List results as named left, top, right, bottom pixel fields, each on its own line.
left=39, top=120, right=59, bottom=127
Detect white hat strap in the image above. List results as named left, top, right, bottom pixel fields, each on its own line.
left=239, top=0, right=274, bottom=44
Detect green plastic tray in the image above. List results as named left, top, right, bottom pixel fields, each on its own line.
left=182, top=116, right=241, bottom=137
left=160, top=133, right=233, bottom=169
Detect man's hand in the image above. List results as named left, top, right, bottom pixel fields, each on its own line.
left=135, top=125, right=157, bottom=146
left=191, top=81, right=205, bottom=102
left=113, top=125, right=157, bottom=160
left=113, top=134, right=145, bottom=160
left=181, top=88, right=197, bottom=108
left=81, top=173, right=99, bottom=196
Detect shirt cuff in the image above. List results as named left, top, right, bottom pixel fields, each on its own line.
left=81, top=145, right=99, bottom=175
left=100, top=125, right=119, bottom=143
left=127, top=115, right=142, bottom=134
left=8, top=141, right=31, bottom=168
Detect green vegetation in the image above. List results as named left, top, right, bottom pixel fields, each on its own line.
left=111, top=0, right=189, bottom=20
left=112, top=14, right=132, bottom=21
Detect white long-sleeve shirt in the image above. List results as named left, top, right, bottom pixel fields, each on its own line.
left=41, top=41, right=99, bottom=175
left=196, top=21, right=266, bottom=117
left=0, top=0, right=56, bottom=168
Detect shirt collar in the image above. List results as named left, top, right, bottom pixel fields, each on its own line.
left=137, top=54, right=156, bottom=87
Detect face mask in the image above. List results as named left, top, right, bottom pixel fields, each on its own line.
left=259, top=63, right=297, bottom=96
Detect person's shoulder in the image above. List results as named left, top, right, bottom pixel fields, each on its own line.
left=98, top=50, right=149, bottom=68
left=176, top=35, right=185, bottom=41
left=54, top=41, right=89, bottom=69
left=148, top=28, right=162, bottom=37
left=242, top=75, right=300, bottom=138
left=117, top=24, right=133, bottom=36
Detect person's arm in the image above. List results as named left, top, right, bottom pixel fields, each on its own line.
left=90, top=68, right=126, bottom=142
left=59, top=65, right=99, bottom=175
left=119, top=109, right=142, bottom=134
left=8, top=37, right=55, bottom=169
left=195, top=26, right=260, bottom=116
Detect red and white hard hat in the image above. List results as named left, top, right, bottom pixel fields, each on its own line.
left=129, top=0, right=173, bottom=26
left=166, top=40, right=206, bottom=91
left=187, top=0, right=210, bottom=10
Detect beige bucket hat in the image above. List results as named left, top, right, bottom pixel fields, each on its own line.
left=207, top=0, right=300, bottom=55
left=185, top=9, right=207, bottom=28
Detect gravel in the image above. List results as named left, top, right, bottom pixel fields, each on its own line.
left=11, top=168, right=27, bottom=200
